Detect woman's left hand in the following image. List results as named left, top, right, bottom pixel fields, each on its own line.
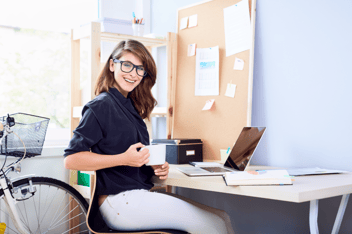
left=151, top=162, right=169, bottom=180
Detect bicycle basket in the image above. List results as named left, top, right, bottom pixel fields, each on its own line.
left=0, top=113, right=50, bottom=158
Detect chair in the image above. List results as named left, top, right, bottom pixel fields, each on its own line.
left=86, top=172, right=189, bottom=234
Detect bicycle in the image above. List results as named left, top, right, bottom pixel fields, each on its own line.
left=0, top=113, right=89, bottom=234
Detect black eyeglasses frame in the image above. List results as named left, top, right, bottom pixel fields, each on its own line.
left=113, top=59, right=147, bottom=77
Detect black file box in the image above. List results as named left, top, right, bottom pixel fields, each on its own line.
left=151, top=139, right=203, bottom=164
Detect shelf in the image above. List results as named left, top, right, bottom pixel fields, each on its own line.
left=150, top=107, right=167, bottom=117
left=72, top=22, right=167, bottom=48
left=101, top=33, right=167, bottom=48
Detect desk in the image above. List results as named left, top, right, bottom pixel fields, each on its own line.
left=152, top=165, right=352, bottom=234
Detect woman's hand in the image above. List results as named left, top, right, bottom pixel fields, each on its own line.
left=123, top=143, right=150, bottom=167
left=151, top=162, right=169, bottom=180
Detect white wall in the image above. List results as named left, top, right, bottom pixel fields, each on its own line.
left=4, top=153, right=68, bottom=183
left=150, top=0, right=352, bottom=233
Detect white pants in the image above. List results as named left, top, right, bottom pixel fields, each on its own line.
left=99, top=189, right=234, bottom=234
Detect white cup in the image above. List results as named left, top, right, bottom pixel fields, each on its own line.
left=132, top=24, right=144, bottom=36
left=142, top=144, right=166, bottom=166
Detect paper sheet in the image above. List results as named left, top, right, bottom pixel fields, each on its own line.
left=188, top=43, right=196, bottom=56
left=202, top=99, right=215, bottom=110
left=225, top=84, right=236, bottom=98
left=180, top=17, right=188, bottom=30
left=188, top=14, right=198, bottom=28
left=223, top=0, right=251, bottom=56
left=233, top=57, right=244, bottom=70
left=195, top=46, right=219, bottom=96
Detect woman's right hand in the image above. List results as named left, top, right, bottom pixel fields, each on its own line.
left=123, top=142, right=150, bottom=167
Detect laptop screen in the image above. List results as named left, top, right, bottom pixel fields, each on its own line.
left=224, top=127, right=266, bottom=171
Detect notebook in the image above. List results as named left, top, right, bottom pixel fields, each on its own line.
left=177, top=127, right=266, bottom=176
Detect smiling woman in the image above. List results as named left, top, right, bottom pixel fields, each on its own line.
left=63, top=39, right=235, bottom=233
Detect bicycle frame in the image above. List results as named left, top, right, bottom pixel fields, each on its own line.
left=0, top=116, right=30, bottom=234
left=0, top=173, right=30, bottom=234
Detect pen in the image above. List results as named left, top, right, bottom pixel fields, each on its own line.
left=226, top=147, right=230, bottom=154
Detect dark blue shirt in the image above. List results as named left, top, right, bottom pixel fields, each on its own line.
left=64, top=87, right=154, bottom=195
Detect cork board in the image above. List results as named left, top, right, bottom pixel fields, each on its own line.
left=172, top=0, right=256, bottom=161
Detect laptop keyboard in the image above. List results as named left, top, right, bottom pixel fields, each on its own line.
left=201, top=167, right=232, bottom=173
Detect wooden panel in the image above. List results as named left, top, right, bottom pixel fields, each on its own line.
left=166, top=32, right=178, bottom=139
left=90, top=22, right=101, bottom=99
left=173, top=0, right=256, bottom=161
left=70, top=29, right=81, bottom=136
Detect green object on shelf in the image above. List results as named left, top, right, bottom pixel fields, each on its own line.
left=77, top=171, right=90, bottom=187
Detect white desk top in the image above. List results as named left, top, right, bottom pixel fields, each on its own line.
left=152, top=165, right=352, bottom=203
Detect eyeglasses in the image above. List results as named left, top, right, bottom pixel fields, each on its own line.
left=113, top=59, right=147, bottom=77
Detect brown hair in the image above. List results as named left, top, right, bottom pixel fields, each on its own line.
left=95, top=39, right=157, bottom=120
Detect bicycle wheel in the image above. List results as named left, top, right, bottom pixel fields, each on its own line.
left=0, top=176, right=90, bottom=234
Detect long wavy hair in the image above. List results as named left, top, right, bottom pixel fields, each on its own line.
left=95, top=39, right=157, bottom=120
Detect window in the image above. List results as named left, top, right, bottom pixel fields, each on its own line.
left=0, top=0, right=98, bottom=147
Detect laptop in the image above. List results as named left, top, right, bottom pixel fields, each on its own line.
left=177, top=127, right=266, bottom=176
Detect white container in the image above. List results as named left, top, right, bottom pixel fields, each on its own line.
left=132, top=24, right=144, bottom=37
left=96, top=17, right=133, bottom=35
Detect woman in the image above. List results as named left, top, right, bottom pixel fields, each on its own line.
left=64, top=39, right=234, bottom=234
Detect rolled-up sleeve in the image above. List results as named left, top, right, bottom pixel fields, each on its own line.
left=64, top=107, right=103, bottom=157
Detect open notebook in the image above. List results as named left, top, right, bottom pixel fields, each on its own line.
left=177, top=127, right=266, bottom=176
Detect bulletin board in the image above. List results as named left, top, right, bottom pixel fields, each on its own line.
left=170, top=0, right=257, bottom=161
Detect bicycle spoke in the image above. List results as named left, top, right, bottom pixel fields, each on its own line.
left=16, top=201, right=31, bottom=230
left=21, top=197, right=31, bottom=233
left=38, top=187, right=60, bottom=226
left=50, top=202, right=79, bottom=230
left=39, top=184, right=52, bottom=224
left=60, top=221, right=86, bottom=234
left=48, top=190, right=67, bottom=229
left=0, top=207, right=12, bottom=219
left=49, top=211, right=84, bottom=231
left=4, top=224, right=21, bottom=234
left=71, top=229, right=89, bottom=234
left=14, top=203, right=31, bottom=234
left=34, top=183, right=42, bottom=234
left=32, top=190, right=41, bottom=234
left=36, top=186, right=66, bottom=234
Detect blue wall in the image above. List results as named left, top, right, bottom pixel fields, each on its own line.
left=150, top=0, right=352, bottom=233
left=251, top=0, right=352, bottom=171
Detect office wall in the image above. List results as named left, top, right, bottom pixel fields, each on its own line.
left=150, top=0, right=352, bottom=233
left=251, top=0, right=352, bottom=172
